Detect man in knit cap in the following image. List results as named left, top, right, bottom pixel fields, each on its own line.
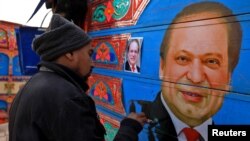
left=9, top=14, right=147, bottom=141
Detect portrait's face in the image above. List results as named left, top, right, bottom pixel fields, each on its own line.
left=73, top=43, right=94, bottom=79
left=127, top=41, right=139, bottom=65
left=160, top=12, right=231, bottom=126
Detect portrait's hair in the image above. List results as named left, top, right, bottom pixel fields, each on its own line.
left=127, top=39, right=140, bottom=53
left=160, top=1, right=242, bottom=72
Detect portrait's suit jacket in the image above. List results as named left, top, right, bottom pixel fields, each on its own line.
left=125, top=61, right=140, bottom=72
left=136, top=92, right=214, bottom=141
left=138, top=92, right=178, bottom=141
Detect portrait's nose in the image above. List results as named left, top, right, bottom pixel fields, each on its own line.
left=187, top=59, right=205, bottom=84
left=132, top=51, right=136, bottom=56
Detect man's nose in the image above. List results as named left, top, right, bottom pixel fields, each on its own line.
left=186, top=59, right=205, bottom=84
left=90, top=59, right=94, bottom=67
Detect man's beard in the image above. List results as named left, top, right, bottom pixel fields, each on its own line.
left=81, top=67, right=93, bottom=80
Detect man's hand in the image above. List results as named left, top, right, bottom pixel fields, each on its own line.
left=127, top=112, right=148, bottom=126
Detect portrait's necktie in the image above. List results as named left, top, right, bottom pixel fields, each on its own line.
left=131, top=65, right=135, bottom=72
left=182, top=127, right=200, bottom=141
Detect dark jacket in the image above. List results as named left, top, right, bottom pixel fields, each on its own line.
left=125, top=61, right=140, bottom=72
left=9, top=61, right=142, bottom=141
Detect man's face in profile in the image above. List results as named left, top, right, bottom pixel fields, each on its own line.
left=160, top=12, right=231, bottom=126
left=72, top=43, right=93, bottom=80
left=128, top=41, right=139, bottom=66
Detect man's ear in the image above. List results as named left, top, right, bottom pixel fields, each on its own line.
left=159, top=58, right=164, bottom=80
left=65, top=52, right=74, bottom=61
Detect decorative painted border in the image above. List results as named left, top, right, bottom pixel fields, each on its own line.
left=0, top=79, right=28, bottom=95
left=87, top=0, right=150, bottom=31
left=91, top=34, right=130, bottom=70
left=0, top=51, right=24, bottom=76
left=0, top=28, right=8, bottom=48
left=98, top=112, right=120, bottom=141
left=0, top=94, right=16, bottom=124
left=0, top=23, right=18, bottom=51
left=87, top=74, right=126, bottom=115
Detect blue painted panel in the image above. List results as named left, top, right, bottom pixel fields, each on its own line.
left=15, top=27, right=44, bottom=75
left=0, top=53, right=9, bottom=75
left=214, top=92, right=250, bottom=124
left=12, top=55, right=22, bottom=76
left=0, top=100, right=7, bottom=110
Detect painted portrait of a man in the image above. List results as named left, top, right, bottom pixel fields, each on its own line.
left=139, top=1, right=242, bottom=141
left=124, top=37, right=143, bottom=73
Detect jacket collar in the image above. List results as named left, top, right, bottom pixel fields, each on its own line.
left=38, top=61, right=89, bottom=92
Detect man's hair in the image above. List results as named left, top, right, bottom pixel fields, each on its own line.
left=160, top=1, right=242, bottom=72
left=127, top=39, right=140, bottom=53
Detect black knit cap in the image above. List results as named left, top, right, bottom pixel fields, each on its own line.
left=32, top=14, right=91, bottom=61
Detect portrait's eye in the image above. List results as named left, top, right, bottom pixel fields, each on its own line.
left=175, top=55, right=190, bottom=65
left=204, top=58, right=220, bottom=69
left=129, top=50, right=138, bottom=54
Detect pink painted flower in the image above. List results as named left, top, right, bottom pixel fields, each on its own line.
left=104, top=1, right=114, bottom=22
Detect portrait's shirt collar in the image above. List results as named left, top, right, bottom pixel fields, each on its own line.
left=160, top=93, right=212, bottom=141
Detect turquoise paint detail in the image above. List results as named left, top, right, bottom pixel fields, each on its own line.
left=93, top=5, right=107, bottom=22
left=112, top=0, right=130, bottom=20
left=104, top=122, right=119, bottom=141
